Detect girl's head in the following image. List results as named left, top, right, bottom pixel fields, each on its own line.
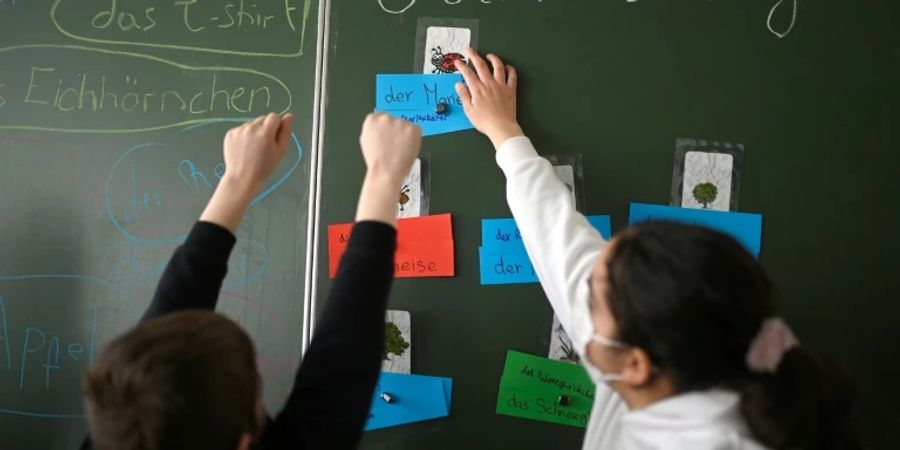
left=586, top=221, right=860, bottom=449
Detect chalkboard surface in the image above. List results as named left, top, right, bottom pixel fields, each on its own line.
left=318, top=1, right=899, bottom=449
left=0, top=1, right=319, bottom=449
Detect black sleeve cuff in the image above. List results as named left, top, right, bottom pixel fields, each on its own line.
left=187, top=221, right=237, bottom=258
left=348, top=221, right=397, bottom=255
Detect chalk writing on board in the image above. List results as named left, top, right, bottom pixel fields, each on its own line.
left=0, top=275, right=130, bottom=419
left=220, top=291, right=301, bottom=386
left=0, top=44, right=292, bottom=133
left=767, top=0, right=798, bottom=39
left=50, top=0, right=313, bottom=57
left=101, top=237, right=271, bottom=291
left=0, top=276, right=299, bottom=419
left=104, top=121, right=303, bottom=244
left=378, top=0, right=547, bottom=14
left=376, top=0, right=797, bottom=39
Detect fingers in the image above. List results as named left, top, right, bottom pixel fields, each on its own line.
left=455, top=82, right=473, bottom=109
left=485, top=53, right=507, bottom=83
left=454, top=59, right=481, bottom=94
left=261, top=112, right=281, bottom=136
left=465, top=48, right=493, bottom=84
left=507, top=65, right=518, bottom=89
left=276, top=113, right=294, bottom=149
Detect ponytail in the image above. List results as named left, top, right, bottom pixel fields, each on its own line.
left=739, top=347, right=863, bottom=449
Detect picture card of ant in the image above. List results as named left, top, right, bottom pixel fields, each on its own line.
left=545, top=154, right=586, bottom=212
left=548, top=315, right=580, bottom=363
left=397, top=155, right=430, bottom=219
left=414, top=18, right=479, bottom=75
left=382, top=310, right=412, bottom=374
left=670, top=138, right=744, bottom=212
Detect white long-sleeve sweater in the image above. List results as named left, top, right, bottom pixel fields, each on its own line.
left=495, top=136, right=770, bottom=450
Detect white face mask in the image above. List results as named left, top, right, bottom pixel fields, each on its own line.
left=582, top=333, right=629, bottom=384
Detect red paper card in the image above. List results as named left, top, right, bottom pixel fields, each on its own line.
left=327, top=214, right=455, bottom=278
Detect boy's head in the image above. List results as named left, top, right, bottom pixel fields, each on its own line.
left=83, top=311, right=264, bottom=450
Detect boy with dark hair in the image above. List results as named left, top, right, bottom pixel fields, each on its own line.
left=82, top=112, right=422, bottom=450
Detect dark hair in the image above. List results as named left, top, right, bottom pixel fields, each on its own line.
left=604, top=220, right=861, bottom=449
left=84, top=311, right=260, bottom=450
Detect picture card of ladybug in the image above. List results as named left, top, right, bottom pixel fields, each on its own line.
left=414, top=17, right=479, bottom=75
left=670, top=138, right=745, bottom=212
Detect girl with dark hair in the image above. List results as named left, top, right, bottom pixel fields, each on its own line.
left=454, top=49, right=860, bottom=449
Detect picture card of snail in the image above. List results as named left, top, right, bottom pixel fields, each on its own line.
left=414, top=17, right=479, bottom=75
left=383, top=310, right=412, bottom=374
left=670, top=138, right=745, bottom=212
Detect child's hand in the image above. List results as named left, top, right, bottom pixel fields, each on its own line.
left=359, top=112, right=422, bottom=183
left=221, top=112, right=294, bottom=194
left=454, top=49, right=523, bottom=149
left=354, top=113, right=422, bottom=226
left=200, top=113, right=293, bottom=232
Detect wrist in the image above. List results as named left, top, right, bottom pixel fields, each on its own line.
left=217, top=175, right=262, bottom=203
left=363, top=168, right=405, bottom=188
left=487, top=123, right=524, bottom=149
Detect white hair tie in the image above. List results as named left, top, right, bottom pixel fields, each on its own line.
left=746, top=317, right=799, bottom=373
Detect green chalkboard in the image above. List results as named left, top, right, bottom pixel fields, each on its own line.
left=318, top=1, right=899, bottom=449
left=0, top=1, right=319, bottom=449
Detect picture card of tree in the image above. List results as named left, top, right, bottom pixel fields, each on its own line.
left=671, top=138, right=745, bottom=212
left=548, top=315, right=580, bottom=363
left=382, top=310, right=411, bottom=374
left=414, top=18, right=479, bottom=75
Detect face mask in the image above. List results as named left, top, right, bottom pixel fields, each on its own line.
left=581, top=333, right=629, bottom=384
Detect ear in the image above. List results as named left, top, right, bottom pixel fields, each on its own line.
left=619, top=347, right=656, bottom=386
left=236, top=433, right=254, bottom=450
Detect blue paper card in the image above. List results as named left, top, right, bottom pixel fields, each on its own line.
left=479, top=215, right=611, bottom=285
left=365, top=372, right=453, bottom=431
left=481, top=216, right=611, bottom=252
left=479, top=247, right=539, bottom=285
left=628, top=203, right=763, bottom=257
left=375, top=74, right=473, bottom=136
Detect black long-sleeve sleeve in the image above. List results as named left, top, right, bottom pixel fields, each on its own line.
left=82, top=221, right=395, bottom=450
left=258, top=221, right=396, bottom=450
left=142, top=221, right=237, bottom=320
left=80, top=221, right=236, bottom=450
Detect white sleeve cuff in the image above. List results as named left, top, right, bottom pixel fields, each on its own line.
left=495, top=136, right=537, bottom=171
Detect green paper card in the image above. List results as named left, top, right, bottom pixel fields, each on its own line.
left=495, top=350, right=595, bottom=427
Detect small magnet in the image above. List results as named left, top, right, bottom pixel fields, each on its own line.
left=435, top=102, right=449, bottom=114
left=380, top=392, right=395, bottom=404
left=557, top=395, right=571, bottom=406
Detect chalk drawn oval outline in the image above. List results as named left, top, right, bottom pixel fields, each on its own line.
left=0, top=44, right=292, bottom=133
left=378, top=0, right=417, bottom=14
left=0, top=274, right=135, bottom=419
left=767, top=0, right=798, bottom=39
left=49, top=0, right=312, bottom=58
left=105, top=119, right=304, bottom=245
